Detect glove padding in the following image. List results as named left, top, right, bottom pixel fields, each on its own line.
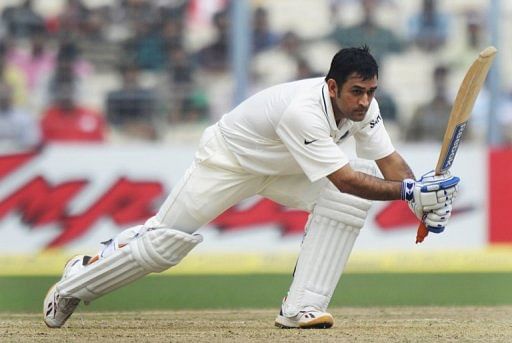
left=401, top=171, right=459, bottom=233
left=423, top=203, right=453, bottom=233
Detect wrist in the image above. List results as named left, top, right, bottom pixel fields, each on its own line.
left=401, top=179, right=415, bottom=201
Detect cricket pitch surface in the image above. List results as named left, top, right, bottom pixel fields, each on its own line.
left=2, top=306, right=512, bottom=342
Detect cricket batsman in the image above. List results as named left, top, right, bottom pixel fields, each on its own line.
left=44, top=46, right=459, bottom=329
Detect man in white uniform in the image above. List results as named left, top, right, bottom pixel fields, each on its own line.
left=44, top=47, right=458, bottom=329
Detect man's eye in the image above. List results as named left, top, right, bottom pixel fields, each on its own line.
left=352, top=90, right=363, bottom=95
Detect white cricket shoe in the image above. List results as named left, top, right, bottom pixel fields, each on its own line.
left=43, top=255, right=90, bottom=328
left=275, top=308, right=334, bottom=329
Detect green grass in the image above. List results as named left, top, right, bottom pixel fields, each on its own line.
left=2, top=273, right=512, bottom=312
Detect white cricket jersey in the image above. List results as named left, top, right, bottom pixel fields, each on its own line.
left=218, top=77, right=395, bottom=182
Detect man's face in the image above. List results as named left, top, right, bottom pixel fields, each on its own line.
left=328, top=73, right=378, bottom=122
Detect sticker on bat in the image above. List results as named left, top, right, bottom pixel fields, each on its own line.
left=440, top=121, right=468, bottom=173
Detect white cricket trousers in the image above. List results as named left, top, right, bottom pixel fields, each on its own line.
left=146, top=124, right=328, bottom=233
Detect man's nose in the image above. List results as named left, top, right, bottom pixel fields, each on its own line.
left=359, top=94, right=370, bottom=107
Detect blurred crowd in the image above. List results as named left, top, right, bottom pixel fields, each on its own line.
left=0, top=0, right=509, bottom=152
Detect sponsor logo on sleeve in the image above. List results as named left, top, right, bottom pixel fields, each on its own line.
left=369, top=113, right=382, bottom=129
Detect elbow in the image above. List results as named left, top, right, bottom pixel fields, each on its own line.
left=327, top=166, right=359, bottom=194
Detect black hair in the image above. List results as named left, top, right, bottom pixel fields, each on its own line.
left=325, top=45, right=378, bottom=88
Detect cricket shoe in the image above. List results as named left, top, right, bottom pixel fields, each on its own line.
left=43, top=255, right=91, bottom=328
left=275, top=307, right=334, bottom=329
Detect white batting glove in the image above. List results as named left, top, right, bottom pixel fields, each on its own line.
left=401, top=171, right=460, bottom=233
left=423, top=203, right=453, bottom=232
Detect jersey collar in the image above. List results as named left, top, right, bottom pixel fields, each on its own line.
left=321, top=84, right=339, bottom=135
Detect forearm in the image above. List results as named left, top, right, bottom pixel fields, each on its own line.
left=328, top=169, right=402, bottom=201
left=376, top=152, right=415, bottom=181
left=327, top=151, right=417, bottom=201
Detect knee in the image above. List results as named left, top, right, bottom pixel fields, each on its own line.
left=313, top=186, right=372, bottom=229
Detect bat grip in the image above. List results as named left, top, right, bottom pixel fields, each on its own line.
left=415, top=222, right=429, bottom=244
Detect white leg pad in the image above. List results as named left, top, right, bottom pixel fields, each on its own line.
left=56, top=228, right=203, bottom=302
left=282, top=187, right=372, bottom=317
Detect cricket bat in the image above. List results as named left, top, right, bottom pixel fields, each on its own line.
left=416, top=46, right=498, bottom=244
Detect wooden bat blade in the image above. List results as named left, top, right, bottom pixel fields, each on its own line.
left=435, top=46, right=497, bottom=174
left=416, top=46, right=497, bottom=244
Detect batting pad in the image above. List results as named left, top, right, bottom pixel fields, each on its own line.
left=282, top=188, right=371, bottom=317
left=57, top=229, right=203, bottom=302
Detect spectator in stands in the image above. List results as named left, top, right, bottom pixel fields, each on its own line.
left=252, top=7, right=280, bottom=54
left=180, top=90, right=210, bottom=123
left=0, top=82, right=40, bottom=150
left=280, top=31, right=302, bottom=58
left=252, top=31, right=306, bottom=87
left=167, top=46, right=194, bottom=87
left=158, top=0, right=188, bottom=24
left=405, top=65, right=451, bottom=142
left=328, top=0, right=343, bottom=25
left=0, top=40, right=27, bottom=107
left=196, top=9, right=230, bottom=73
left=124, top=18, right=166, bottom=71
left=110, top=0, right=157, bottom=36
left=53, top=0, right=92, bottom=39
left=376, top=88, right=400, bottom=140
left=443, top=11, right=488, bottom=141
left=160, top=45, right=198, bottom=123
left=32, top=40, right=93, bottom=111
left=408, top=0, right=450, bottom=52
left=127, top=0, right=157, bottom=23
left=464, top=11, right=485, bottom=53
left=1, top=0, right=45, bottom=39
left=328, top=0, right=398, bottom=25
left=326, top=0, right=404, bottom=63
left=49, top=49, right=80, bottom=95
left=40, top=81, right=106, bottom=143
left=445, top=10, right=486, bottom=72
left=295, top=57, right=322, bottom=80
left=378, top=91, right=398, bottom=122
left=106, top=63, right=158, bottom=140
left=84, top=7, right=110, bottom=41
left=7, top=33, right=54, bottom=92
left=47, top=0, right=110, bottom=41
left=161, top=18, right=185, bottom=56
left=52, top=40, right=93, bottom=79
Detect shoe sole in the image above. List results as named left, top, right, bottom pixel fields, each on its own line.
left=275, top=314, right=334, bottom=329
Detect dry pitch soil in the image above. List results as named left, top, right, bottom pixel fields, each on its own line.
left=1, top=306, right=512, bottom=342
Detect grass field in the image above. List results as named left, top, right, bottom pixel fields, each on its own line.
left=2, top=273, right=512, bottom=312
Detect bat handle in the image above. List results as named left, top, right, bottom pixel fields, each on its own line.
left=415, top=222, right=429, bottom=244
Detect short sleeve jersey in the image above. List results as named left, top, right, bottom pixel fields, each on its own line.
left=218, top=77, right=394, bottom=182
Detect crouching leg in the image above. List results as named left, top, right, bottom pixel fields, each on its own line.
left=44, top=226, right=202, bottom=328
left=275, top=186, right=372, bottom=329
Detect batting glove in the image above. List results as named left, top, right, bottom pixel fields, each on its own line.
left=423, top=203, right=453, bottom=233
left=401, top=171, right=460, bottom=233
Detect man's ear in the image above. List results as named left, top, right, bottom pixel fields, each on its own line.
left=326, top=79, right=338, bottom=97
